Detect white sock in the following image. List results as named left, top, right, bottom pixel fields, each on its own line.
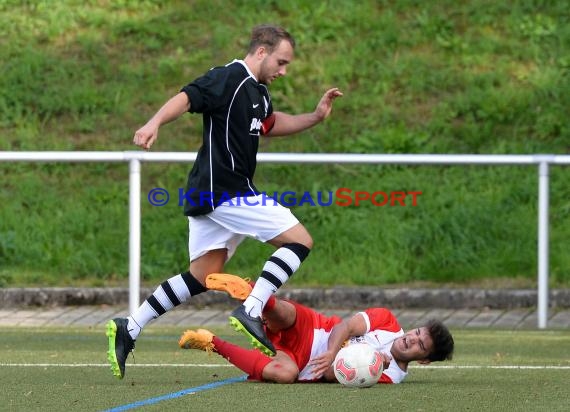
left=128, top=299, right=164, bottom=340
left=243, top=278, right=276, bottom=317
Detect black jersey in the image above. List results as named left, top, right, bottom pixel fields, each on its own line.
left=180, top=60, right=274, bottom=216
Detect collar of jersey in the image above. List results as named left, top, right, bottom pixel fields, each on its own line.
left=230, top=59, right=257, bottom=82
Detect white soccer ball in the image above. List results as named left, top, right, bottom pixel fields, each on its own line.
left=333, top=343, right=383, bottom=388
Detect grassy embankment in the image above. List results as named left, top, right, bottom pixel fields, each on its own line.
left=0, top=1, right=568, bottom=287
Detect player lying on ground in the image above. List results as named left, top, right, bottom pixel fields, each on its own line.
left=179, top=274, right=454, bottom=384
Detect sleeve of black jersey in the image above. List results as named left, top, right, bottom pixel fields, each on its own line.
left=261, top=113, right=276, bottom=135
left=180, top=66, right=230, bottom=113
left=260, top=93, right=275, bottom=135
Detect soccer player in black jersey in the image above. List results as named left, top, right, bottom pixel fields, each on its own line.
left=106, top=24, right=343, bottom=379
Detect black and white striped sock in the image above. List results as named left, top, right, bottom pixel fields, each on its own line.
left=127, top=272, right=206, bottom=339
left=244, top=243, right=310, bottom=317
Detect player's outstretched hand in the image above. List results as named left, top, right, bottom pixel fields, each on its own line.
left=314, top=87, right=343, bottom=121
left=308, top=349, right=336, bottom=379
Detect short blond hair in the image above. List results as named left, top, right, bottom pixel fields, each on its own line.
left=247, top=24, right=295, bottom=54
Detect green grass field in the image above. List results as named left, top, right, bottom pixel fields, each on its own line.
left=1, top=327, right=569, bottom=411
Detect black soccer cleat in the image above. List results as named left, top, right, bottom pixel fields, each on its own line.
left=229, top=305, right=276, bottom=356
left=106, top=318, right=135, bottom=379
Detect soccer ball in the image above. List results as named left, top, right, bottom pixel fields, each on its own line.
left=333, top=343, right=383, bottom=388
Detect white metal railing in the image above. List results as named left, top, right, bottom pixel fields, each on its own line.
left=1, top=151, right=569, bottom=328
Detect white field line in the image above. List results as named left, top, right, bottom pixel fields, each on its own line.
left=0, top=363, right=231, bottom=368
left=417, top=365, right=570, bottom=370
left=1, top=363, right=570, bottom=370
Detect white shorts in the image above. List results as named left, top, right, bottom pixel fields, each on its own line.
left=188, top=194, right=300, bottom=262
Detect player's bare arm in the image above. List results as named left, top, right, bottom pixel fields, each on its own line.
left=266, top=88, right=343, bottom=137
left=133, top=92, right=191, bottom=150
left=308, top=312, right=366, bottom=378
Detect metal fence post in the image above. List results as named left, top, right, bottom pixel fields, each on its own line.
left=537, top=161, right=550, bottom=329
left=129, top=158, right=141, bottom=314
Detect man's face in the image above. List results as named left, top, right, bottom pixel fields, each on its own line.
left=391, top=327, right=434, bottom=362
left=258, top=40, right=294, bottom=85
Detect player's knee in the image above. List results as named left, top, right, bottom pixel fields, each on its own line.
left=273, top=365, right=299, bottom=384
left=297, top=227, right=313, bottom=249
left=302, top=235, right=313, bottom=250
left=265, top=361, right=299, bottom=384
left=284, top=225, right=313, bottom=250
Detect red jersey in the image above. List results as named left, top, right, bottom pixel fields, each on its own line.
left=268, top=302, right=407, bottom=384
